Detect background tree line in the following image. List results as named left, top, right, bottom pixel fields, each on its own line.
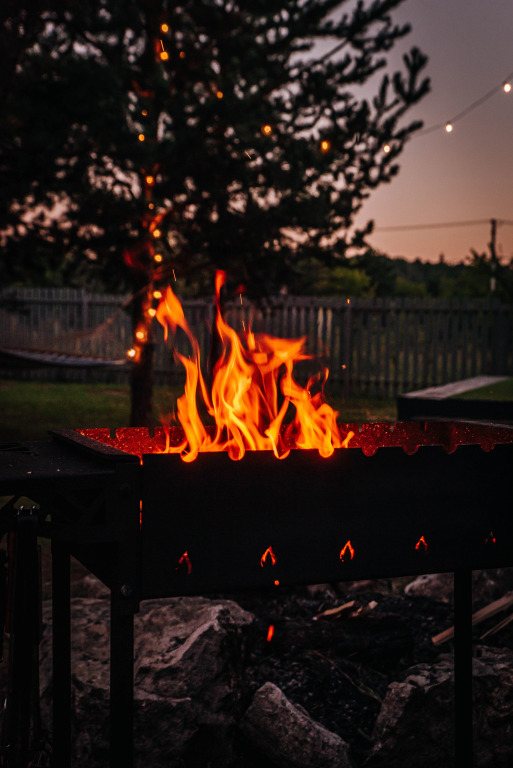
left=310, top=248, right=513, bottom=302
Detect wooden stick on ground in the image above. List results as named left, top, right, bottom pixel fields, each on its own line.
left=432, top=591, right=513, bottom=645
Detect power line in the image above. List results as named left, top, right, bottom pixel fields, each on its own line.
left=375, top=218, right=513, bottom=232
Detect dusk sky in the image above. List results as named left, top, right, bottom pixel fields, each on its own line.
left=350, top=0, right=513, bottom=264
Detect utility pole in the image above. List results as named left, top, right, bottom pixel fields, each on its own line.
left=489, top=218, right=497, bottom=293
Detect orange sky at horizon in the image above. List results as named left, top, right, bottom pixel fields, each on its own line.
left=349, top=0, right=513, bottom=265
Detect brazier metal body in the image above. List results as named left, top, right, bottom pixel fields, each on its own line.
left=1, top=420, right=513, bottom=768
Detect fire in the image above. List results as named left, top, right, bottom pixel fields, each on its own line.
left=266, top=625, right=275, bottom=642
left=155, top=271, right=353, bottom=461
left=260, top=546, right=277, bottom=567
left=176, top=551, right=192, bottom=574
left=415, top=535, right=428, bottom=552
left=339, top=540, right=355, bottom=562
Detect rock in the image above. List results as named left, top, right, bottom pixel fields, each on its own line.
left=403, top=569, right=513, bottom=607
left=39, top=596, right=254, bottom=767
left=366, top=655, right=454, bottom=768
left=473, top=646, right=513, bottom=768
left=71, top=573, right=109, bottom=599
left=367, top=646, right=513, bottom=768
left=404, top=573, right=454, bottom=603
left=240, top=681, right=354, bottom=768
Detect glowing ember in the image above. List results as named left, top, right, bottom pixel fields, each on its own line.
left=339, top=540, right=355, bottom=562
left=176, top=551, right=192, bottom=574
left=266, top=625, right=275, bottom=642
left=155, top=270, right=353, bottom=461
left=415, top=535, right=428, bottom=552
left=261, top=546, right=277, bottom=567
left=486, top=532, right=497, bottom=545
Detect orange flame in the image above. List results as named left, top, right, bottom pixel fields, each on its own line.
left=267, top=624, right=275, bottom=642
left=415, top=535, right=428, bottom=552
left=155, top=271, right=353, bottom=461
left=176, top=551, right=192, bottom=574
left=339, top=540, right=355, bottom=562
left=261, top=546, right=277, bottom=567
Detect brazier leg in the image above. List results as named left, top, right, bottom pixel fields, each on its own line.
left=110, top=601, right=134, bottom=768
left=51, top=539, right=71, bottom=768
left=454, top=568, right=473, bottom=767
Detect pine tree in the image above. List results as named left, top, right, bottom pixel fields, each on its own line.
left=0, top=0, right=429, bottom=424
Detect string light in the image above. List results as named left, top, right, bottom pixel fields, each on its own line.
left=145, top=175, right=155, bottom=186
left=152, top=228, right=161, bottom=239
left=153, top=289, right=163, bottom=299
left=179, top=51, right=186, bottom=59
left=154, top=252, right=163, bottom=262
left=141, top=109, right=148, bottom=116
left=148, top=308, right=156, bottom=317
left=413, top=68, right=513, bottom=139
left=261, top=124, right=272, bottom=135
left=160, top=50, right=169, bottom=61
left=138, top=133, right=145, bottom=142
left=320, top=139, right=331, bottom=152
left=135, top=329, right=146, bottom=341
left=160, top=23, right=169, bottom=33
left=216, top=90, right=224, bottom=99
left=127, top=348, right=136, bottom=358
left=383, top=143, right=391, bottom=153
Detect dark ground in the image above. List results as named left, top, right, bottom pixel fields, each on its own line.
left=3, top=559, right=513, bottom=767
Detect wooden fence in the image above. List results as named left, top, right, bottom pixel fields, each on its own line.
left=1, top=288, right=512, bottom=397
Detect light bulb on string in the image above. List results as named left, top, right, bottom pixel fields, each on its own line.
left=154, top=253, right=163, bottom=263
left=320, top=140, right=330, bottom=152
left=138, top=134, right=145, bottom=142
left=445, top=122, right=453, bottom=133
left=160, top=50, right=169, bottom=61
left=152, top=229, right=162, bottom=239
left=160, top=23, right=169, bottom=33
left=504, top=82, right=511, bottom=93
left=261, top=124, right=272, bottom=136
left=383, top=143, right=391, bottom=153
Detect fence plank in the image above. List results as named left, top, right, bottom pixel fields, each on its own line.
left=1, top=288, right=512, bottom=392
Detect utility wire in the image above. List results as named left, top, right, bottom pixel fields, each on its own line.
left=376, top=218, right=513, bottom=232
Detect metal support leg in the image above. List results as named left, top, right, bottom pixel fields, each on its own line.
left=51, top=540, right=71, bottom=768
left=454, top=569, right=473, bottom=767
left=2, top=506, right=40, bottom=767
left=110, top=601, right=134, bottom=768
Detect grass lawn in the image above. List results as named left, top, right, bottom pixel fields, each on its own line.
left=455, top=377, right=513, bottom=401
left=0, top=380, right=397, bottom=441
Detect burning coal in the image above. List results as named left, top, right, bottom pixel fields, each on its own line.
left=155, top=271, right=354, bottom=461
